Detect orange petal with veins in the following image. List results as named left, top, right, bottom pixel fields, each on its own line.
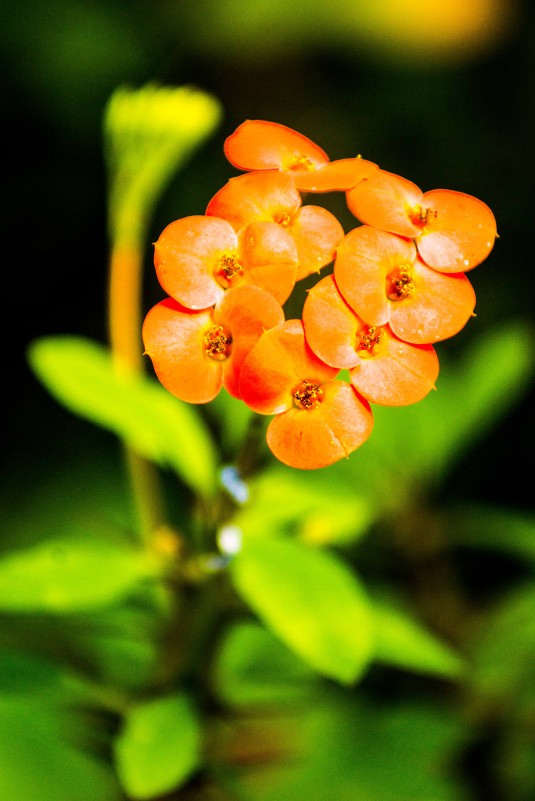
left=215, top=285, right=285, bottom=399
left=388, top=257, right=476, bottom=344
left=206, top=170, right=301, bottom=232
left=416, top=189, right=498, bottom=272
left=153, top=216, right=236, bottom=310
left=224, top=119, right=329, bottom=173
left=142, top=299, right=223, bottom=404
left=346, top=169, right=423, bottom=237
left=334, top=226, right=417, bottom=326
left=289, top=206, right=344, bottom=280
left=266, top=381, right=373, bottom=470
left=239, top=319, right=338, bottom=415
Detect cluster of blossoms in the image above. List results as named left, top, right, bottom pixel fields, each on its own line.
left=142, top=120, right=497, bottom=470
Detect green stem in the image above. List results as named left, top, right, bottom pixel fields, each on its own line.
left=107, top=230, right=167, bottom=546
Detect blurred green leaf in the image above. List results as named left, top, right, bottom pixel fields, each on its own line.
left=371, top=595, right=466, bottom=679
left=213, top=620, right=320, bottom=707
left=230, top=536, right=373, bottom=684
left=0, top=537, right=161, bottom=613
left=0, top=694, right=121, bottom=801
left=469, top=583, right=535, bottom=705
left=445, top=503, right=535, bottom=564
left=27, top=335, right=218, bottom=496
left=232, top=466, right=375, bottom=546
left=114, top=692, right=202, bottom=799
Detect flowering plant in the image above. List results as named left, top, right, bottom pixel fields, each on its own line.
left=15, top=85, right=535, bottom=801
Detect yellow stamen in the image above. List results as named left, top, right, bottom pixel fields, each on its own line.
left=408, top=204, right=438, bottom=228
left=293, top=379, right=324, bottom=409
left=356, top=325, right=385, bottom=358
left=215, top=252, right=244, bottom=288
left=287, top=154, right=315, bottom=173
left=386, top=265, right=415, bottom=301
left=203, top=325, right=232, bottom=361
left=274, top=211, right=291, bottom=227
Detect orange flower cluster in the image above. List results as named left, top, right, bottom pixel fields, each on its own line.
left=143, top=120, right=497, bottom=470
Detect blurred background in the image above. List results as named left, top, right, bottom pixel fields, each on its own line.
left=2, top=2, right=535, bottom=800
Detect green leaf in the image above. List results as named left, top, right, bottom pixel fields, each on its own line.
left=230, top=536, right=374, bottom=684
left=213, top=620, right=320, bottom=707
left=114, top=692, right=202, bottom=799
left=0, top=538, right=161, bottom=612
left=27, top=335, right=218, bottom=496
left=445, top=503, right=535, bottom=564
left=0, top=693, right=121, bottom=801
left=371, top=595, right=466, bottom=679
left=470, top=584, right=535, bottom=704
left=232, top=466, right=375, bottom=546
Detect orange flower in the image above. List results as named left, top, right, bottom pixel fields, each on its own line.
left=346, top=168, right=497, bottom=272
left=334, top=225, right=476, bottom=345
left=239, top=320, right=374, bottom=469
left=224, top=119, right=379, bottom=193
left=206, top=170, right=344, bottom=280
left=142, top=284, right=285, bottom=403
left=154, top=214, right=298, bottom=308
left=302, top=275, right=439, bottom=406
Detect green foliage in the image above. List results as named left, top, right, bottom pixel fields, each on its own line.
left=0, top=652, right=121, bottom=801
left=230, top=535, right=374, bottom=684
left=0, top=537, right=162, bottom=612
left=114, top=692, right=202, bottom=799
left=232, top=465, right=375, bottom=545
left=216, top=690, right=470, bottom=801
left=370, top=593, right=466, bottom=679
left=28, top=335, right=218, bottom=497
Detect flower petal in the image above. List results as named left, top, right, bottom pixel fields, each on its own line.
left=295, top=158, right=379, bottom=193
left=206, top=170, right=301, bottom=232
left=334, top=226, right=417, bottom=326
left=302, top=274, right=360, bottom=368
left=214, top=285, right=285, bottom=399
left=224, top=119, right=329, bottom=172
left=142, top=299, right=223, bottom=403
left=417, top=189, right=498, bottom=272
left=388, top=257, right=476, bottom=344
left=153, top=216, right=237, bottom=309
left=289, top=206, right=344, bottom=280
left=238, top=221, right=299, bottom=304
left=239, top=319, right=338, bottom=415
left=349, top=328, right=439, bottom=406
left=266, top=381, right=373, bottom=470
left=346, top=169, right=423, bottom=237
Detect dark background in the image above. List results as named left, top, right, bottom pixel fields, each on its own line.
left=2, top=0, right=533, bottom=512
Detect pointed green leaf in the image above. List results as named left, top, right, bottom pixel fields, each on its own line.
left=230, top=536, right=373, bottom=684
left=0, top=538, right=161, bottom=612
left=114, top=692, right=202, bottom=799
left=371, top=595, right=466, bottom=679
left=27, top=335, right=218, bottom=496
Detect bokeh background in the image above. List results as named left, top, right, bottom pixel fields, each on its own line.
left=2, top=2, right=535, bottom=800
